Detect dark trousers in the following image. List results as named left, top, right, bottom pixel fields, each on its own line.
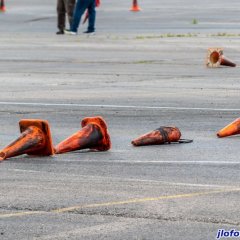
left=57, top=0, right=76, bottom=31
left=71, top=0, right=96, bottom=32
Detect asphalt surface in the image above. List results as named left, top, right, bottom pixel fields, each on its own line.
left=0, top=0, right=240, bottom=239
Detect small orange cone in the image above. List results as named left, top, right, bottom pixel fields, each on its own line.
left=0, top=119, right=54, bottom=162
left=83, top=0, right=100, bottom=24
left=55, top=116, right=111, bottom=154
left=206, top=48, right=236, bottom=67
left=131, top=126, right=182, bottom=146
left=217, top=118, right=240, bottom=138
left=0, top=0, right=6, bottom=12
left=83, top=11, right=89, bottom=24
left=130, top=0, right=141, bottom=12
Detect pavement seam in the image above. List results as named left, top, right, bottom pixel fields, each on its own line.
left=51, top=211, right=240, bottom=227
left=0, top=188, right=239, bottom=219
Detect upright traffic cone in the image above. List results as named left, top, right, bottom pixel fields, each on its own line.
left=130, top=0, right=140, bottom=12
left=0, top=0, right=6, bottom=12
left=217, top=118, right=240, bottom=138
left=132, top=126, right=181, bottom=146
left=55, top=116, right=111, bottom=154
left=0, top=119, right=54, bottom=162
left=206, top=48, right=236, bottom=67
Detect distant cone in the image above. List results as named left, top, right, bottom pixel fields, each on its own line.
left=206, top=48, right=236, bottom=67
left=0, top=0, right=6, bottom=12
left=83, top=11, right=89, bottom=24
left=130, top=0, right=140, bottom=11
left=55, top=116, right=111, bottom=154
left=131, top=126, right=181, bottom=146
left=83, top=0, right=100, bottom=24
left=0, top=119, right=54, bottom=161
left=217, top=118, right=240, bottom=138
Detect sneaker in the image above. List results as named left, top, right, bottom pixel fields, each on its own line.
left=83, top=30, right=95, bottom=34
left=56, top=30, right=64, bottom=35
left=64, top=29, right=77, bottom=35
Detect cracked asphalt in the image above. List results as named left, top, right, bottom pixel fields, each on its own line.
left=0, top=0, right=240, bottom=239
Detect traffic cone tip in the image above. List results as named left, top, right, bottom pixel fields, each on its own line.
left=217, top=118, right=240, bottom=138
left=0, top=152, right=6, bottom=161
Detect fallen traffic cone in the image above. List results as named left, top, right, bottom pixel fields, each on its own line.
left=206, top=48, right=236, bottom=67
left=130, top=0, right=141, bottom=12
left=55, top=116, right=111, bottom=154
left=132, top=126, right=182, bottom=146
left=217, top=118, right=240, bottom=138
left=0, top=0, right=6, bottom=12
left=0, top=119, right=54, bottom=162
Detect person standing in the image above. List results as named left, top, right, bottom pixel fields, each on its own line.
left=65, top=0, right=96, bottom=35
left=56, top=0, right=76, bottom=34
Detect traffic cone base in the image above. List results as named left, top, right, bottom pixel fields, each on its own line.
left=81, top=116, right=111, bottom=151
left=55, top=116, right=111, bottom=154
left=206, top=48, right=236, bottom=67
left=217, top=118, right=240, bottom=138
left=0, top=119, right=54, bottom=161
left=19, top=119, right=54, bottom=155
left=132, top=126, right=181, bottom=146
left=131, top=5, right=141, bottom=11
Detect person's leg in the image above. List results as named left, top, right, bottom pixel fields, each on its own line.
left=71, top=0, right=88, bottom=32
left=87, top=0, right=96, bottom=32
left=66, top=0, right=76, bottom=28
left=57, top=0, right=66, bottom=33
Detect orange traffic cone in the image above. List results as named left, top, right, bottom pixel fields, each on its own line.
left=217, top=118, right=240, bottom=138
left=0, top=119, right=54, bottom=162
left=0, top=0, right=6, bottom=12
left=131, top=126, right=182, bottom=146
left=130, top=0, right=140, bottom=12
left=83, top=0, right=100, bottom=24
left=83, top=11, right=89, bottom=24
left=55, top=116, right=111, bottom=154
left=206, top=48, right=236, bottom=67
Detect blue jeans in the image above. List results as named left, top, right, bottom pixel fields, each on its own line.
left=71, top=0, right=96, bottom=32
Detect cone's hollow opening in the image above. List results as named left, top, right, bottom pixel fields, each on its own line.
left=81, top=117, right=111, bottom=151
left=210, top=51, right=220, bottom=64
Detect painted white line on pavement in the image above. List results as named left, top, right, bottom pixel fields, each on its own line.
left=59, top=159, right=240, bottom=165
left=0, top=101, right=239, bottom=112
left=8, top=169, right=42, bottom=173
